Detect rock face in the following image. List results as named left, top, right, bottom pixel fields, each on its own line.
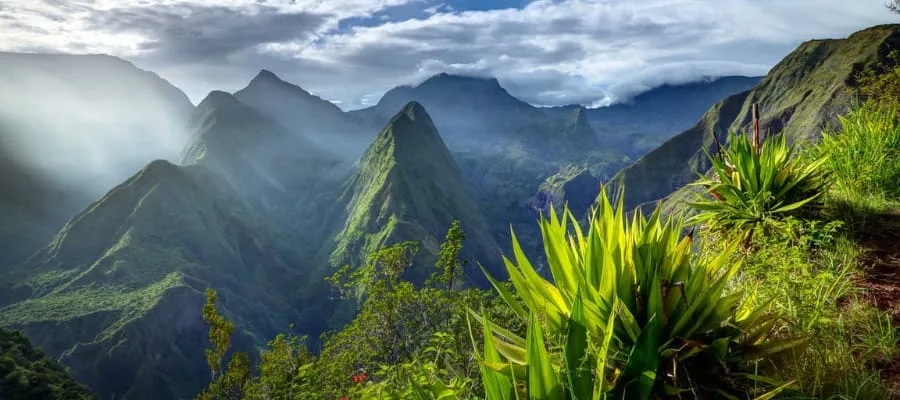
left=531, top=165, right=599, bottom=217
left=604, top=24, right=900, bottom=210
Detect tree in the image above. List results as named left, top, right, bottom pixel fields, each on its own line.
left=196, top=289, right=318, bottom=400
left=431, top=220, right=468, bottom=289
left=196, top=289, right=251, bottom=400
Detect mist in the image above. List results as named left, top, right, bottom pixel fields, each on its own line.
left=0, top=53, right=194, bottom=198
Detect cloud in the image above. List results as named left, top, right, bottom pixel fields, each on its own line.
left=84, top=5, right=327, bottom=64
left=0, top=0, right=895, bottom=108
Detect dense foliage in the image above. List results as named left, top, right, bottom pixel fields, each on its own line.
left=688, top=130, right=829, bottom=244
left=196, top=222, right=523, bottom=399
left=472, top=188, right=800, bottom=399
left=0, top=328, right=96, bottom=400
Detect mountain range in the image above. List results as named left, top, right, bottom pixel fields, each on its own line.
left=2, top=22, right=890, bottom=398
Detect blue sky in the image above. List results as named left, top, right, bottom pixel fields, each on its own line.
left=0, top=0, right=895, bottom=109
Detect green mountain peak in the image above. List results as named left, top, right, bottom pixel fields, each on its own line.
left=331, top=102, right=500, bottom=282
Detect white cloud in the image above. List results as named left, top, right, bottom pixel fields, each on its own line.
left=0, top=0, right=895, bottom=108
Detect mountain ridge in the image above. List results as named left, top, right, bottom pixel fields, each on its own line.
left=332, top=101, right=501, bottom=284
left=606, top=24, right=900, bottom=210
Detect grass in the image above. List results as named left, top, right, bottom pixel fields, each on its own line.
left=696, top=100, right=900, bottom=399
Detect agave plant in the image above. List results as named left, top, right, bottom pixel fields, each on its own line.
left=471, top=187, right=803, bottom=399
left=688, top=131, right=829, bottom=243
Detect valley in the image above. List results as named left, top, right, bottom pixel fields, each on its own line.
left=1, top=21, right=899, bottom=400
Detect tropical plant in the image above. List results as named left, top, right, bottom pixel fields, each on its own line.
left=471, top=187, right=803, bottom=399
left=688, top=131, right=829, bottom=244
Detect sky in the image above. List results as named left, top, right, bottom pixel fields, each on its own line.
left=0, top=0, right=896, bottom=110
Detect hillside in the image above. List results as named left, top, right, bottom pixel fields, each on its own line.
left=0, top=138, right=76, bottom=268
left=607, top=24, right=900, bottom=210
left=544, top=75, right=762, bottom=156
left=0, top=160, right=311, bottom=399
left=0, top=89, right=352, bottom=399
left=0, top=328, right=96, bottom=399
left=0, top=52, right=194, bottom=196
left=233, top=70, right=372, bottom=158
left=331, top=102, right=501, bottom=284
left=0, top=53, right=195, bottom=270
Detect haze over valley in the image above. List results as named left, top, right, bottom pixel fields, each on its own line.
left=1, top=1, right=899, bottom=399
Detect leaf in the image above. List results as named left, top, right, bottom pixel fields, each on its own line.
left=526, top=312, right=563, bottom=400
left=565, top=290, right=592, bottom=400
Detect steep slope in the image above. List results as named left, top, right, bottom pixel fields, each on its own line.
left=352, top=73, right=629, bottom=263
left=0, top=52, right=193, bottom=196
left=0, top=53, right=194, bottom=269
left=0, top=90, right=353, bottom=399
left=530, top=165, right=599, bottom=217
left=183, top=90, right=350, bottom=254
left=332, top=102, right=501, bottom=284
left=0, top=135, right=79, bottom=268
left=607, top=24, right=900, bottom=209
left=0, top=328, right=96, bottom=399
left=0, top=160, right=309, bottom=400
left=544, top=76, right=761, bottom=156
left=233, top=70, right=371, bottom=158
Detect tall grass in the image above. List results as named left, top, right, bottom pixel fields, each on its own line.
left=815, top=100, right=900, bottom=223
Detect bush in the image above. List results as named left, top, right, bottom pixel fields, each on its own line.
left=688, top=131, right=829, bottom=244
left=472, top=188, right=802, bottom=399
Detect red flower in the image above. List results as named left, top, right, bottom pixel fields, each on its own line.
left=340, top=397, right=348, bottom=400
left=359, top=372, right=368, bottom=382
left=352, top=374, right=360, bottom=383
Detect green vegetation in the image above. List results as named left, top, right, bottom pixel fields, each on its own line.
left=0, top=328, right=96, bottom=400
left=608, top=24, right=900, bottom=211
left=688, top=99, right=900, bottom=398
left=331, top=101, right=500, bottom=282
left=188, top=99, right=900, bottom=400
left=688, top=130, right=829, bottom=244
left=196, top=222, right=523, bottom=399
left=472, top=189, right=800, bottom=399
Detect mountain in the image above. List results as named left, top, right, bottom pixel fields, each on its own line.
left=545, top=76, right=762, bottom=157
left=0, top=89, right=354, bottom=399
left=0, top=52, right=194, bottom=195
left=352, top=73, right=553, bottom=152
left=0, top=328, right=96, bottom=399
left=606, top=24, right=900, bottom=210
left=233, top=70, right=371, bottom=158
left=0, top=160, right=311, bottom=400
left=0, top=53, right=195, bottom=269
left=332, top=102, right=501, bottom=284
left=530, top=165, right=600, bottom=217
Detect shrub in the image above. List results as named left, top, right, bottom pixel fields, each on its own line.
left=688, top=131, right=829, bottom=244
left=472, top=188, right=803, bottom=399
